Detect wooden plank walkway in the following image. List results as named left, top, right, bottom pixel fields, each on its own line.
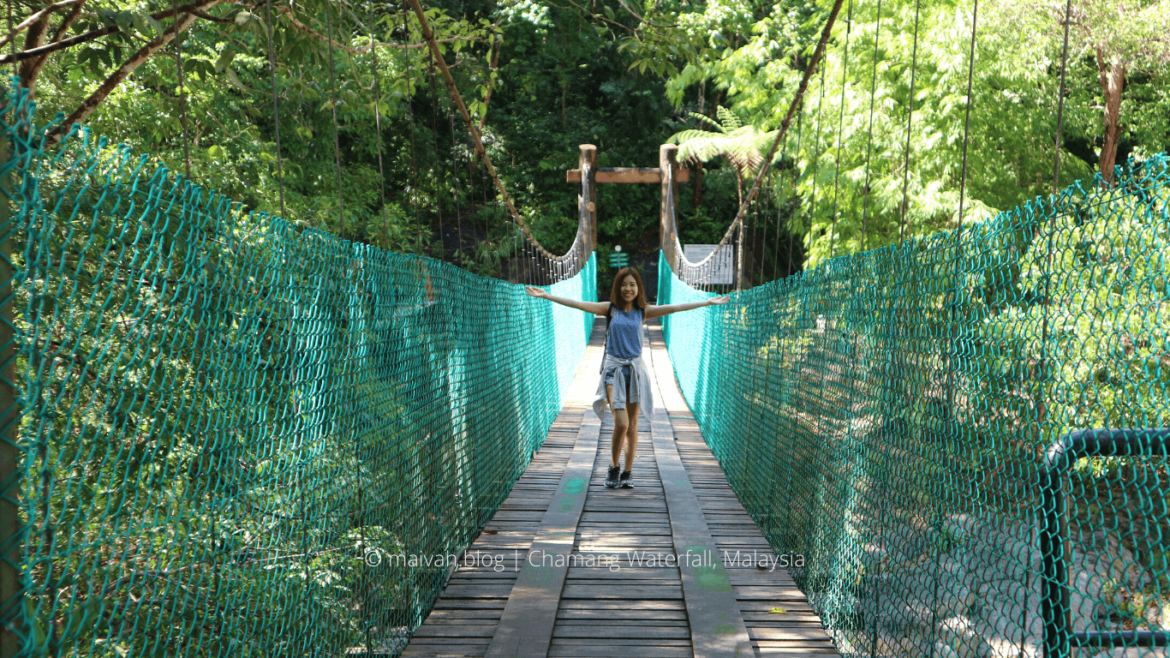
left=401, top=318, right=840, bottom=658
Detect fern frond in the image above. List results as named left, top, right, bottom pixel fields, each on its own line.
left=716, top=106, right=742, bottom=130
left=686, top=111, right=725, bottom=133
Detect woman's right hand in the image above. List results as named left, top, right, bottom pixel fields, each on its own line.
left=525, top=286, right=548, bottom=299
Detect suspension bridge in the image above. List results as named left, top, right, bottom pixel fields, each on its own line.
left=0, top=0, right=1168, bottom=656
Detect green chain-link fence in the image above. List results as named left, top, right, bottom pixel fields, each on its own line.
left=659, top=155, right=1170, bottom=657
left=0, top=82, right=596, bottom=657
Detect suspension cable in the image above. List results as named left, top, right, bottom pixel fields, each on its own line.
left=859, top=0, right=884, bottom=252
left=325, top=1, right=346, bottom=238
left=954, top=0, right=978, bottom=231
left=787, top=99, right=804, bottom=277
left=828, top=0, right=854, bottom=260
left=264, top=0, right=286, bottom=218
left=809, top=65, right=826, bottom=262
left=735, top=0, right=847, bottom=226
left=369, top=18, right=390, bottom=243
left=6, top=0, right=13, bottom=77
left=666, top=0, right=846, bottom=283
left=771, top=122, right=792, bottom=281
left=400, top=3, right=424, bottom=257
left=934, top=5, right=979, bottom=653
left=405, top=0, right=534, bottom=254
left=1051, top=0, right=1073, bottom=195
left=171, top=0, right=191, bottom=180
left=897, top=0, right=922, bottom=245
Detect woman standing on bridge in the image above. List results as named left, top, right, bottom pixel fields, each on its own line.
left=526, top=267, right=728, bottom=489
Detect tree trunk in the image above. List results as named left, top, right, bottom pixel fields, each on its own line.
left=1096, top=50, right=1125, bottom=186
left=17, top=16, right=50, bottom=93
left=692, top=162, right=703, bottom=209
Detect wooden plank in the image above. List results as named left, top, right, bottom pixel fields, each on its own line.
left=552, top=626, right=690, bottom=639
left=565, top=167, right=690, bottom=184
left=643, top=330, right=754, bottom=658
left=548, top=647, right=692, bottom=658
left=748, top=627, right=835, bottom=642
left=482, top=407, right=603, bottom=658
left=560, top=584, right=682, bottom=599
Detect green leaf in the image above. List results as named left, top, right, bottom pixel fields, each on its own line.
left=224, top=68, right=245, bottom=89
left=214, top=49, right=236, bottom=73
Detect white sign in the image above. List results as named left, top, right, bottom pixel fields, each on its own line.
left=816, top=314, right=826, bottom=334
left=683, top=244, right=734, bottom=285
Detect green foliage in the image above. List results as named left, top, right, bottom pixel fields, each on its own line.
left=660, top=0, right=1169, bottom=271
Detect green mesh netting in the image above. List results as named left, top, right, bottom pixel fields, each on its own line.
left=0, top=84, right=595, bottom=656
left=659, top=156, right=1170, bottom=657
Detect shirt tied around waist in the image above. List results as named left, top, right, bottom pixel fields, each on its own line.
left=593, top=352, right=654, bottom=420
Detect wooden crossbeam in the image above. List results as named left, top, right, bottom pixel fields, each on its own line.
left=566, top=166, right=690, bottom=184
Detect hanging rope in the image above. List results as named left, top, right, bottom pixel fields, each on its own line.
left=648, top=0, right=848, bottom=290
left=859, top=0, right=884, bottom=252
left=399, top=2, right=424, bottom=257
left=828, top=0, right=854, bottom=260
left=714, top=0, right=848, bottom=268
left=449, top=110, right=463, bottom=260
left=325, top=1, right=346, bottom=237
left=786, top=99, right=805, bottom=277
left=954, top=0, right=978, bottom=230
left=405, top=0, right=533, bottom=253
left=1051, top=0, right=1073, bottom=195
left=809, top=65, right=827, bottom=262
left=369, top=23, right=390, bottom=242
left=6, top=0, right=13, bottom=78
left=771, top=127, right=792, bottom=281
left=264, top=0, right=286, bottom=219
left=897, top=0, right=922, bottom=244
left=933, top=6, right=979, bottom=651
left=171, top=0, right=191, bottom=180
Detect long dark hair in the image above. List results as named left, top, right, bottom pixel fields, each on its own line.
left=609, top=267, right=648, bottom=312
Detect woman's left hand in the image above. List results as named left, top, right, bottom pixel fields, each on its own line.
left=708, top=295, right=731, bottom=306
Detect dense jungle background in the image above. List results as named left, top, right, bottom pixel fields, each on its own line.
left=17, top=0, right=1170, bottom=293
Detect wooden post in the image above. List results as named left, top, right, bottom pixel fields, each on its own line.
left=736, top=221, right=745, bottom=291
left=0, top=91, right=22, bottom=658
left=578, top=145, right=597, bottom=256
left=659, top=145, right=679, bottom=272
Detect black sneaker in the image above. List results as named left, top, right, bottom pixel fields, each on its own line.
left=619, top=470, right=633, bottom=488
left=605, top=465, right=620, bottom=488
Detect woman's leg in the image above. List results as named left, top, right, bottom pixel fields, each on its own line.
left=606, top=384, right=628, bottom=468
left=623, top=402, right=639, bottom=471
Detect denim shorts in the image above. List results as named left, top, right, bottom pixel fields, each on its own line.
left=603, top=364, right=632, bottom=397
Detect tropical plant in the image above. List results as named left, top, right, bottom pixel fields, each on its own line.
left=668, top=105, right=778, bottom=206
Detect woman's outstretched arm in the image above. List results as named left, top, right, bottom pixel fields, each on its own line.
left=644, top=295, right=730, bottom=319
left=525, top=286, right=611, bottom=316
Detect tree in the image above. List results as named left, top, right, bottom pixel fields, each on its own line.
left=988, top=0, right=1170, bottom=184
left=668, top=106, right=778, bottom=206
left=1, top=1, right=488, bottom=148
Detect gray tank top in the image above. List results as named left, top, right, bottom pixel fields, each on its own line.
left=606, top=306, right=643, bottom=359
